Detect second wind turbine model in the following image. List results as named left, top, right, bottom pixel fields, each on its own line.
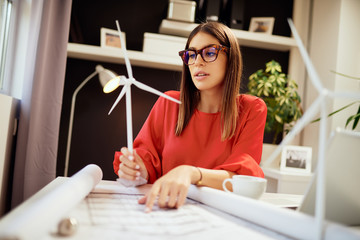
left=108, top=20, right=181, bottom=154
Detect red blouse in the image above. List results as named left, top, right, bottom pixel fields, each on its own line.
left=113, top=91, right=267, bottom=183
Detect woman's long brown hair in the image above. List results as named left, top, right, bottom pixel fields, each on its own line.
left=175, top=22, right=242, bottom=141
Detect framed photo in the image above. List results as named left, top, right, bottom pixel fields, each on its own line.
left=280, top=145, right=312, bottom=173
left=249, top=17, right=275, bottom=35
left=100, top=27, right=126, bottom=49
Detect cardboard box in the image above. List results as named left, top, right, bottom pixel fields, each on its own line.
left=143, top=32, right=187, bottom=58
left=159, top=19, right=198, bottom=37
left=167, top=0, right=196, bottom=23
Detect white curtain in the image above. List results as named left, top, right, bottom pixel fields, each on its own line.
left=11, top=0, right=72, bottom=208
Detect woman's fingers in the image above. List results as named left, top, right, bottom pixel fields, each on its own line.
left=139, top=183, right=187, bottom=212
left=157, top=183, right=170, bottom=208
left=167, top=185, right=180, bottom=208
left=144, top=184, right=161, bottom=213
left=176, top=185, right=188, bottom=208
left=120, top=147, right=135, bottom=165
left=138, top=166, right=192, bottom=212
left=119, top=147, right=140, bottom=180
left=138, top=195, right=146, bottom=204
left=133, top=150, right=148, bottom=180
left=118, top=163, right=140, bottom=180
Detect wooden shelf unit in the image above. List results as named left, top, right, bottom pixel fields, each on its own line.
left=67, top=43, right=183, bottom=72
left=67, top=30, right=297, bottom=71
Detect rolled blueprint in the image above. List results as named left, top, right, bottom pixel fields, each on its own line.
left=187, top=185, right=360, bottom=240
left=0, top=164, right=103, bottom=240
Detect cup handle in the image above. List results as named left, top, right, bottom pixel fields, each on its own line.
left=222, top=178, right=232, bottom=192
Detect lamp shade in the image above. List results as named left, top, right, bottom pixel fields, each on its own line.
left=103, top=75, right=125, bottom=93
left=96, top=65, right=118, bottom=90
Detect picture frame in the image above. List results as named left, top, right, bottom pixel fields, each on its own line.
left=249, top=17, right=275, bottom=35
left=280, top=145, right=312, bottom=174
left=100, top=27, right=126, bottom=49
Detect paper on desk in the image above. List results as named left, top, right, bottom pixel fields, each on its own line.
left=60, top=185, right=279, bottom=240
left=0, top=164, right=103, bottom=240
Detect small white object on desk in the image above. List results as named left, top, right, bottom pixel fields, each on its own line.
left=116, top=176, right=147, bottom=187
left=58, top=217, right=78, bottom=236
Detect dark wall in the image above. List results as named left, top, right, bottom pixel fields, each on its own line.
left=57, top=0, right=293, bottom=179
left=58, top=59, right=180, bottom=179
left=69, top=0, right=169, bottom=50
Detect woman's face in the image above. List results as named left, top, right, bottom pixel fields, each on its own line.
left=188, top=32, right=228, bottom=95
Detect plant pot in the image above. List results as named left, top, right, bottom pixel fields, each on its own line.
left=263, top=130, right=283, bottom=144
left=260, top=143, right=281, bottom=169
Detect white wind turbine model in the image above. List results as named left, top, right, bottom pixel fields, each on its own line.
left=108, top=20, right=181, bottom=154
left=262, top=19, right=360, bottom=240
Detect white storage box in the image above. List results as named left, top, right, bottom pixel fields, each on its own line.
left=167, top=0, right=196, bottom=23
left=143, top=32, right=187, bottom=58
left=159, top=19, right=198, bottom=38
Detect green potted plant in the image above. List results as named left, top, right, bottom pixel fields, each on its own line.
left=248, top=60, right=303, bottom=144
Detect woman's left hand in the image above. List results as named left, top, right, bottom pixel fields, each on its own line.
left=138, top=165, right=199, bottom=212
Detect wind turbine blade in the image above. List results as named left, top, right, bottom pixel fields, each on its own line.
left=115, top=20, right=133, bottom=79
left=133, top=80, right=181, bottom=104
left=108, top=85, right=127, bottom=115
left=287, top=18, right=323, bottom=93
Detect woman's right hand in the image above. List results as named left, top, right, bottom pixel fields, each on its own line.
left=118, top=147, right=148, bottom=181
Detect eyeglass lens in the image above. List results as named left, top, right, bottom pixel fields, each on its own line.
left=182, top=46, right=219, bottom=65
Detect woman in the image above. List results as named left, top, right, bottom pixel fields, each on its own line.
left=113, top=22, right=267, bottom=212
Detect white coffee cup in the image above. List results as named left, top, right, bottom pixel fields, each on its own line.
left=222, top=175, right=267, bottom=199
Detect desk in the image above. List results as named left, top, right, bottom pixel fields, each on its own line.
left=0, top=165, right=359, bottom=240
left=0, top=177, right=293, bottom=240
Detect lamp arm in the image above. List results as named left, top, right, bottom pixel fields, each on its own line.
left=64, top=70, right=98, bottom=177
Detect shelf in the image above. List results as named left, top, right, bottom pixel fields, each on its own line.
left=159, top=19, right=297, bottom=52
left=232, top=29, right=297, bottom=51
left=67, top=43, right=183, bottom=72
left=67, top=24, right=298, bottom=71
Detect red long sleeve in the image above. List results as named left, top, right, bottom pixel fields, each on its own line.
left=113, top=91, right=267, bottom=183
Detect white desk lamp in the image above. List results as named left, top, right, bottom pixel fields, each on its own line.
left=64, top=65, right=122, bottom=177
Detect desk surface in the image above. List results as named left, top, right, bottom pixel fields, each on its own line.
left=1, top=177, right=359, bottom=240
left=0, top=178, right=299, bottom=240
left=260, top=192, right=303, bottom=208
left=71, top=180, right=293, bottom=240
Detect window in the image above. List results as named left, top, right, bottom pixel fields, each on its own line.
left=0, top=0, right=12, bottom=90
